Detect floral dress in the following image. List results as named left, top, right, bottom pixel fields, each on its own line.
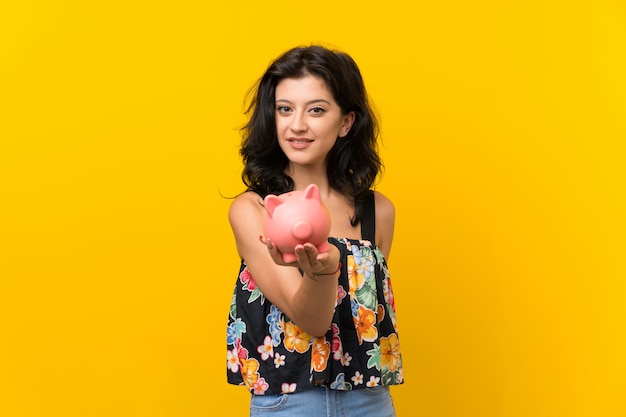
left=226, top=195, right=403, bottom=395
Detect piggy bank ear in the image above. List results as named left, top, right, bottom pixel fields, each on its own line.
left=303, top=184, right=321, bottom=202
left=264, top=195, right=283, bottom=218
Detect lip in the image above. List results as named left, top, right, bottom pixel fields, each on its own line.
left=286, top=137, right=313, bottom=150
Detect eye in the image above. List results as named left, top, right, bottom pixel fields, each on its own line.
left=276, top=105, right=292, bottom=114
left=309, top=107, right=326, bottom=115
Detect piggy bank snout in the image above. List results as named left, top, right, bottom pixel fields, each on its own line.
left=291, top=220, right=313, bottom=241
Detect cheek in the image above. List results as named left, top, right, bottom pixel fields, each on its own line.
left=323, top=123, right=342, bottom=138
left=275, top=118, right=287, bottom=134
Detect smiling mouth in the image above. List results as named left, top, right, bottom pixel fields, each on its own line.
left=287, top=138, right=313, bottom=149
left=287, top=138, right=313, bottom=150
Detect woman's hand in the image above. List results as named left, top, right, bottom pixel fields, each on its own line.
left=294, top=242, right=340, bottom=278
left=259, top=236, right=340, bottom=277
left=258, top=235, right=296, bottom=267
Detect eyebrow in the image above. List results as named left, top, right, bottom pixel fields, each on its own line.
left=275, top=99, right=332, bottom=106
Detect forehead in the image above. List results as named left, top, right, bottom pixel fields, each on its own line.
left=275, top=75, right=334, bottom=101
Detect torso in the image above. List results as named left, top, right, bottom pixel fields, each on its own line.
left=322, top=193, right=361, bottom=240
left=226, top=237, right=404, bottom=395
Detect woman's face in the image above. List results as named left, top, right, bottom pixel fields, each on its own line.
left=274, top=75, right=354, bottom=169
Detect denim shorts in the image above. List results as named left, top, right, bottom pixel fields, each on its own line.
left=249, top=386, right=396, bottom=417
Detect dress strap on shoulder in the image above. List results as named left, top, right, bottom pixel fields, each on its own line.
left=360, top=190, right=376, bottom=243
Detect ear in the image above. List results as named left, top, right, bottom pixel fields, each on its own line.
left=338, top=111, right=355, bottom=138
left=303, top=184, right=321, bottom=202
left=264, top=195, right=283, bottom=217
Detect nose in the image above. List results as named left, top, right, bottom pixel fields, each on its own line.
left=290, top=112, right=307, bottom=132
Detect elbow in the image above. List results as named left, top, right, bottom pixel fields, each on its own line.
left=295, top=317, right=333, bottom=338
left=308, top=325, right=331, bottom=338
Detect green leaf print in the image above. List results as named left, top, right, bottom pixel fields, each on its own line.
left=360, top=246, right=373, bottom=259
left=355, top=277, right=377, bottom=310
left=247, top=287, right=265, bottom=304
left=229, top=291, right=237, bottom=319
left=366, top=343, right=381, bottom=371
left=381, top=369, right=397, bottom=385
left=374, top=247, right=385, bottom=264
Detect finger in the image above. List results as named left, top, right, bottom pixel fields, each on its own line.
left=259, top=235, right=275, bottom=252
left=264, top=238, right=282, bottom=261
left=294, top=244, right=311, bottom=263
left=315, top=251, right=330, bottom=263
left=302, top=243, right=321, bottom=259
left=316, top=244, right=339, bottom=263
left=264, top=239, right=300, bottom=267
left=293, top=245, right=317, bottom=270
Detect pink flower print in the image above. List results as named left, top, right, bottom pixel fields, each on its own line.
left=351, top=371, right=364, bottom=386
left=366, top=375, right=380, bottom=387
left=331, top=324, right=343, bottom=361
left=384, top=278, right=396, bottom=310
left=227, top=347, right=240, bottom=373
left=257, top=336, right=273, bottom=361
left=274, top=353, right=286, bottom=368
left=239, top=268, right=256, bottom=291
left=253, top=377, right=269, bottom=395
left=336, top=285, right=347, bottom=306
left=236, top=338, right=249, bottom=360
left=281, top=383, right=297, bottom=393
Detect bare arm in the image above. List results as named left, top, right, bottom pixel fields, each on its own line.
left=374, top=191, right=396, bottom=261
left=228, top=192, right=341, bottom=336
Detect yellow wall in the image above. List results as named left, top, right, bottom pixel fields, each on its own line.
left=1, top=1, right=625, bottom=416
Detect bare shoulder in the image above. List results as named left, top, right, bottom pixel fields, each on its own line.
left=228, top=191, right=266, bottom=259
left=228, top=191, right=264, bottom=224
left=373, top=191, right=395, bottom=259
left=373, top=191, right=395, bottom=219
left=228, top=192, right=265, bottom=243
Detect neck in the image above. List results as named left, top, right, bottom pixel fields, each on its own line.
left=286, top=165, right=331, bottom=195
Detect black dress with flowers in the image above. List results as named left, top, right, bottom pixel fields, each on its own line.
left=226, top=192, right=403, bottom=395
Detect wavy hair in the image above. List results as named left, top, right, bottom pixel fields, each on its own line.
left=240, top=45, right=382, bottom=225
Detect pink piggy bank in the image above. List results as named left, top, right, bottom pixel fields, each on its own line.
left=263, top=184, right=331, bottom=263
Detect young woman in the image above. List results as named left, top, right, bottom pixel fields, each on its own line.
left=226, top=45, right=403, bottom=416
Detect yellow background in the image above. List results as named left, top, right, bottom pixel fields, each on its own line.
left=1, top=1, right=625, bottom=416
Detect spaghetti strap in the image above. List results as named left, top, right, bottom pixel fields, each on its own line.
left=360, top=190, right=376, bottom=242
